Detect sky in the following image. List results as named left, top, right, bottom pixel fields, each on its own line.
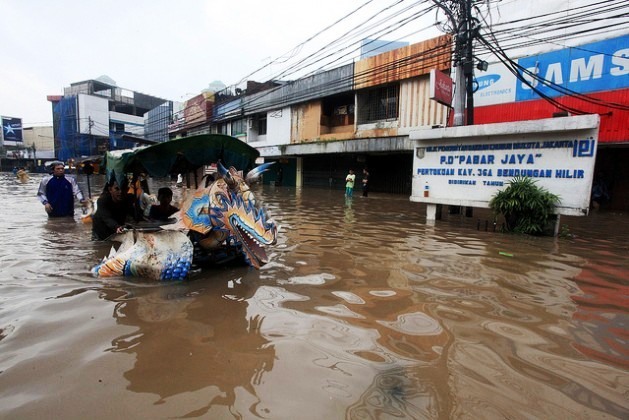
left=1, top=0, right=623, bottom=128
left=0, top=0, right=442, bottom=127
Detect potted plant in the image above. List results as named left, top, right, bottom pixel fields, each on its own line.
left=489, top=176, right=560, bottom=235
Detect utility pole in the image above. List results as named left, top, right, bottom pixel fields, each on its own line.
left=433, top=0, right=484, bottom=218
left=433, top=0, right=480, bottom=126
left=88, top=116, right=94, bottom=155
left=463, top=0, right=475, bottom=125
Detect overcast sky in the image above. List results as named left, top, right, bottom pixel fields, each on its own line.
left=1, top=0, right=622, bottom=128
left=0, top=0, right=443, bottom=127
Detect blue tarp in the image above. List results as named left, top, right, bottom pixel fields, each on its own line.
left=54, top=97, right=93, bottom=161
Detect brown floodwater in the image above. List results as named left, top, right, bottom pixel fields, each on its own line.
left=0, top=171, right=627, bottom=419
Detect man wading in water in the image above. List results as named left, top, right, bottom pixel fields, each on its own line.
left=37, top=161, right=87, bottom=217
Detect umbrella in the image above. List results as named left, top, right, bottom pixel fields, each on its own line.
left=104, top=134, right=260, bottom=188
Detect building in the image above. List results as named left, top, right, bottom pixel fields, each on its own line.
left=166, top=3, right=627, bottom=211
left=172, top=35, right=452, bottom=194
left=47, top=76, right=171, bottom=162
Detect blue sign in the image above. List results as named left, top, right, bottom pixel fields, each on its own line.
left=516, top=34, right=629, bottom=101
left=2, top=116, right=23, bottom=142
left=476, top=74, right=502, bottom=92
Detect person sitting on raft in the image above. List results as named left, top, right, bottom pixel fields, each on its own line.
left=149, top=187, right=179, bottom=221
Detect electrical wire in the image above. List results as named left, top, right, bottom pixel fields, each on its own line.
left=40, top=0, right=629, bottom=134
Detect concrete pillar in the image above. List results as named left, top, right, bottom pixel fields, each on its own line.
left=426, top=204, right=438, bottom=221
left=295, top=157, right=303, bottom=188
left=553, top=214, right=561, bottom=237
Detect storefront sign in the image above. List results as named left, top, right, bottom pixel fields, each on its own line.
left=474, top=34, right=628, bottom=106
left=410, top=115, right=600, bottom=216
left=429, top=69, right=453, bottom=107
left=517, top=34, right=629, bottom=101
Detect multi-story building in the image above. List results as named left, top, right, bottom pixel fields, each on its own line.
left=172, top=35, right=452, bottom=194
left=168, top=23, right=627, bottom=211
left=47, top=76, right=171, bottom=162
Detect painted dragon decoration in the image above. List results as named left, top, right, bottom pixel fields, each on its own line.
left=92, top=161, right=278, bottom=280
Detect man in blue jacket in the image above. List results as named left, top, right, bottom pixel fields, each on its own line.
left=37, top=161, right=86, bottom=217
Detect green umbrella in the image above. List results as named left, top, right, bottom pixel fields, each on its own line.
left=105, top=134, right=260, bottom=187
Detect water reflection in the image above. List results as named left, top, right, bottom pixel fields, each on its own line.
left=99, top=278, right=275, bottom=417
left=247, top=283, right=451, bottom=418
left=571, top=260, right=628, bottom=370
left=344, top=196, right=355, bottom=225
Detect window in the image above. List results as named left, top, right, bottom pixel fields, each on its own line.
left=257, top=115, right=267, bottom=135
left=110, top=122, right=125, bottom=132
left=232, top=118, right=246, bottom=136
left=357, top=84, right=399, bottom=124
left=209, top=124, right=227, bottom=134
left=321, top=93, right=355, bottom=127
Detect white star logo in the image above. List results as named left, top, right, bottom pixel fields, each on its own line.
left=4, top=124, right=15, bottom=135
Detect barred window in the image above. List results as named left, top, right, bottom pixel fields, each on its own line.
left=356, top=84, right=399, bottom=124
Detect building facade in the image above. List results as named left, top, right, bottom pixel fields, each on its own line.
left=47, top=77, right=171, bottom=162
left=171, top=35, right=452, bottom=194
left=168, top=28, right=627, bottom=211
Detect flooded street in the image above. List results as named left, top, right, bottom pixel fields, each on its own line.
left=0, top=171, right=627, bottom=419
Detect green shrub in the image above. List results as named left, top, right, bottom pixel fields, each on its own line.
left=489, top=176, right=560, bottom=235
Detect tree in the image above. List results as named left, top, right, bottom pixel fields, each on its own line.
left=489, top=176, right=560, bottom=235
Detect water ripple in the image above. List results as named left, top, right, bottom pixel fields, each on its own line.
left=1, top=175, right=628, bottom=418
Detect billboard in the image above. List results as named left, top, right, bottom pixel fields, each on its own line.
left=473, top=64, right=517, bottom=107
left=410, top=115, right=600, bottom=216
left=1, top=116, right=23, bottom=143
left=516, top=34, right=629, bottom=101
left=183, top=93, right=213, bottom=127
left=474, top=34, right=629, bottom=106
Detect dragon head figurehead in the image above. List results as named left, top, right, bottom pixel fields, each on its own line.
left=181, top=161, right=278, bottom=269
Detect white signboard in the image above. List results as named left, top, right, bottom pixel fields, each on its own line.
left=410, top=115, right=600, bottom=216
left=473, top=63, right=517, bottom=107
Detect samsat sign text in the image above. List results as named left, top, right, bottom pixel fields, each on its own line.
left=474, top=34, right=628, bottom=107
left=410, top=115, right=600, bottom=217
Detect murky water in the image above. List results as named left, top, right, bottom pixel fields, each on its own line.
left=0, top=172, right=627, bottom=419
